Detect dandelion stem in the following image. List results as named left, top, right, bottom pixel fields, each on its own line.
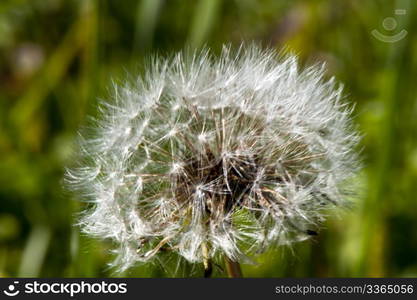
left=202, top=242, right=212, bottom=278
left=204, top=261, right=213, bottom=278
left=224, top=256, right=243, bottom=278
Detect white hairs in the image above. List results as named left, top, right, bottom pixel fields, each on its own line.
left=66, top=45, right=360, bottom=272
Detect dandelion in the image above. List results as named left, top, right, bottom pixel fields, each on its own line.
left=66, top=45, right=360, bottom=276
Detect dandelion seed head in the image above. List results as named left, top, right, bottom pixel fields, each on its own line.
left=66, top=45, right=361, bottom=272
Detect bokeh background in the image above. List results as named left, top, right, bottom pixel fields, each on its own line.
left=0, top=0, right=416, bottom=277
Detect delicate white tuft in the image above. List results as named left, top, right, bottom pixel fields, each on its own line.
left=66, top=45, right=361, bottom=272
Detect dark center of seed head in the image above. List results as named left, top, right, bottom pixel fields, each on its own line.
left=174, top=149, right=260, bottom=214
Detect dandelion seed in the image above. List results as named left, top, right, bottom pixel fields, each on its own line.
left=66, top=45, right=361, bottom=274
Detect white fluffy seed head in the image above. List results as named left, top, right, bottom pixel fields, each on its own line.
left=66, top=45, right=361, bottom=272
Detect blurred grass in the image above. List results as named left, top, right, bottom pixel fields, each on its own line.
left=0, top=0, right=416, bottom=277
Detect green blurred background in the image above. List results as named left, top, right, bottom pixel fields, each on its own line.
left=0, top=0, right=416, bottom=277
